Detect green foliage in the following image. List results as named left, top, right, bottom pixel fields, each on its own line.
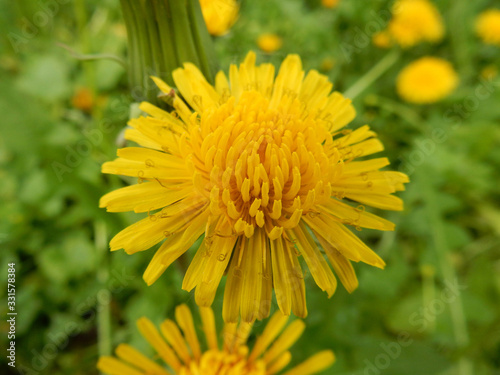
left=1, top=0, right=499, bottom=374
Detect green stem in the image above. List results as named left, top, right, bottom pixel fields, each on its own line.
left=142, top=1, right=164, bottom=76
left=58, top=43, right=127, bottom=68
left=152, top=0, right=178, bottom=86
left=120, top=0, right=142, bottom=90
left=421, top=264, right=437, bottom=333
left=449, top=0, right=471, bottom=80
left=419, top=169, right=472, bottom=375
left=344, top=49, right=400, bottom=100
left=120, top=0, right=218, bottom=102
left=95, top=221, right=111, bottom=359
left=187, top=0, right=218, bottom=82
left=128, top=0, right=154, bottom=100
left=74, top=0, right=96, bottom=95
left=170, top=0, right=202, bottom=69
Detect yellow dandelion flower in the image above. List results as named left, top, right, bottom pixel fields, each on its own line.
left=257, top=33, right=283, bottom=54
left=372, top=31, right=393, bottom=49
left=100, top=52, right=408, bottom=322
left=321, top=0, right=340, bottom=9
left=389, top=0, right=444, bottom=48
left=98, top=304, right=335, bottom=375
left=200, top=0, right=239, bottom=36
left=396, top=57, right=458, bottom=104
left=475, top=9, right=500, bottom=46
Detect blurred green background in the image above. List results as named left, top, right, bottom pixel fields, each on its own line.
left=1, top=0, right=499, bottom=374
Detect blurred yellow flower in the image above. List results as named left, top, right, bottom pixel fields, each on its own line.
left=388, top=0, right=444, bottom=48
left=320, top=57, right=336, bottom=72
left=257, top=33, right=283, bottom=53
left=475, top=9, right=500, bottom=46
left=481, top=65, right=498, bottom=80
left=98, top=304, right=335, bottom=375
left=200, top=0, right=239, bottom=36
left=100, top=51, right=408, bottom=322
left=420, top=264, right=436, bottom=278
left=397, top=57, right=458, bottom=104
left=372, top=31, right=393, bottom=49
left=322, top=0, right=340, bottom=9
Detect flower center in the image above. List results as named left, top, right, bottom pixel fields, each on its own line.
left=188, top=90, right=337, bottom=240
left=178, top=349, right=265, bottom=375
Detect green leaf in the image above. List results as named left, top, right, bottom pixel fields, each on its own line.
left=19, top=170, right=49, bottom=204
left=16, top=55, right=71, bottom=101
